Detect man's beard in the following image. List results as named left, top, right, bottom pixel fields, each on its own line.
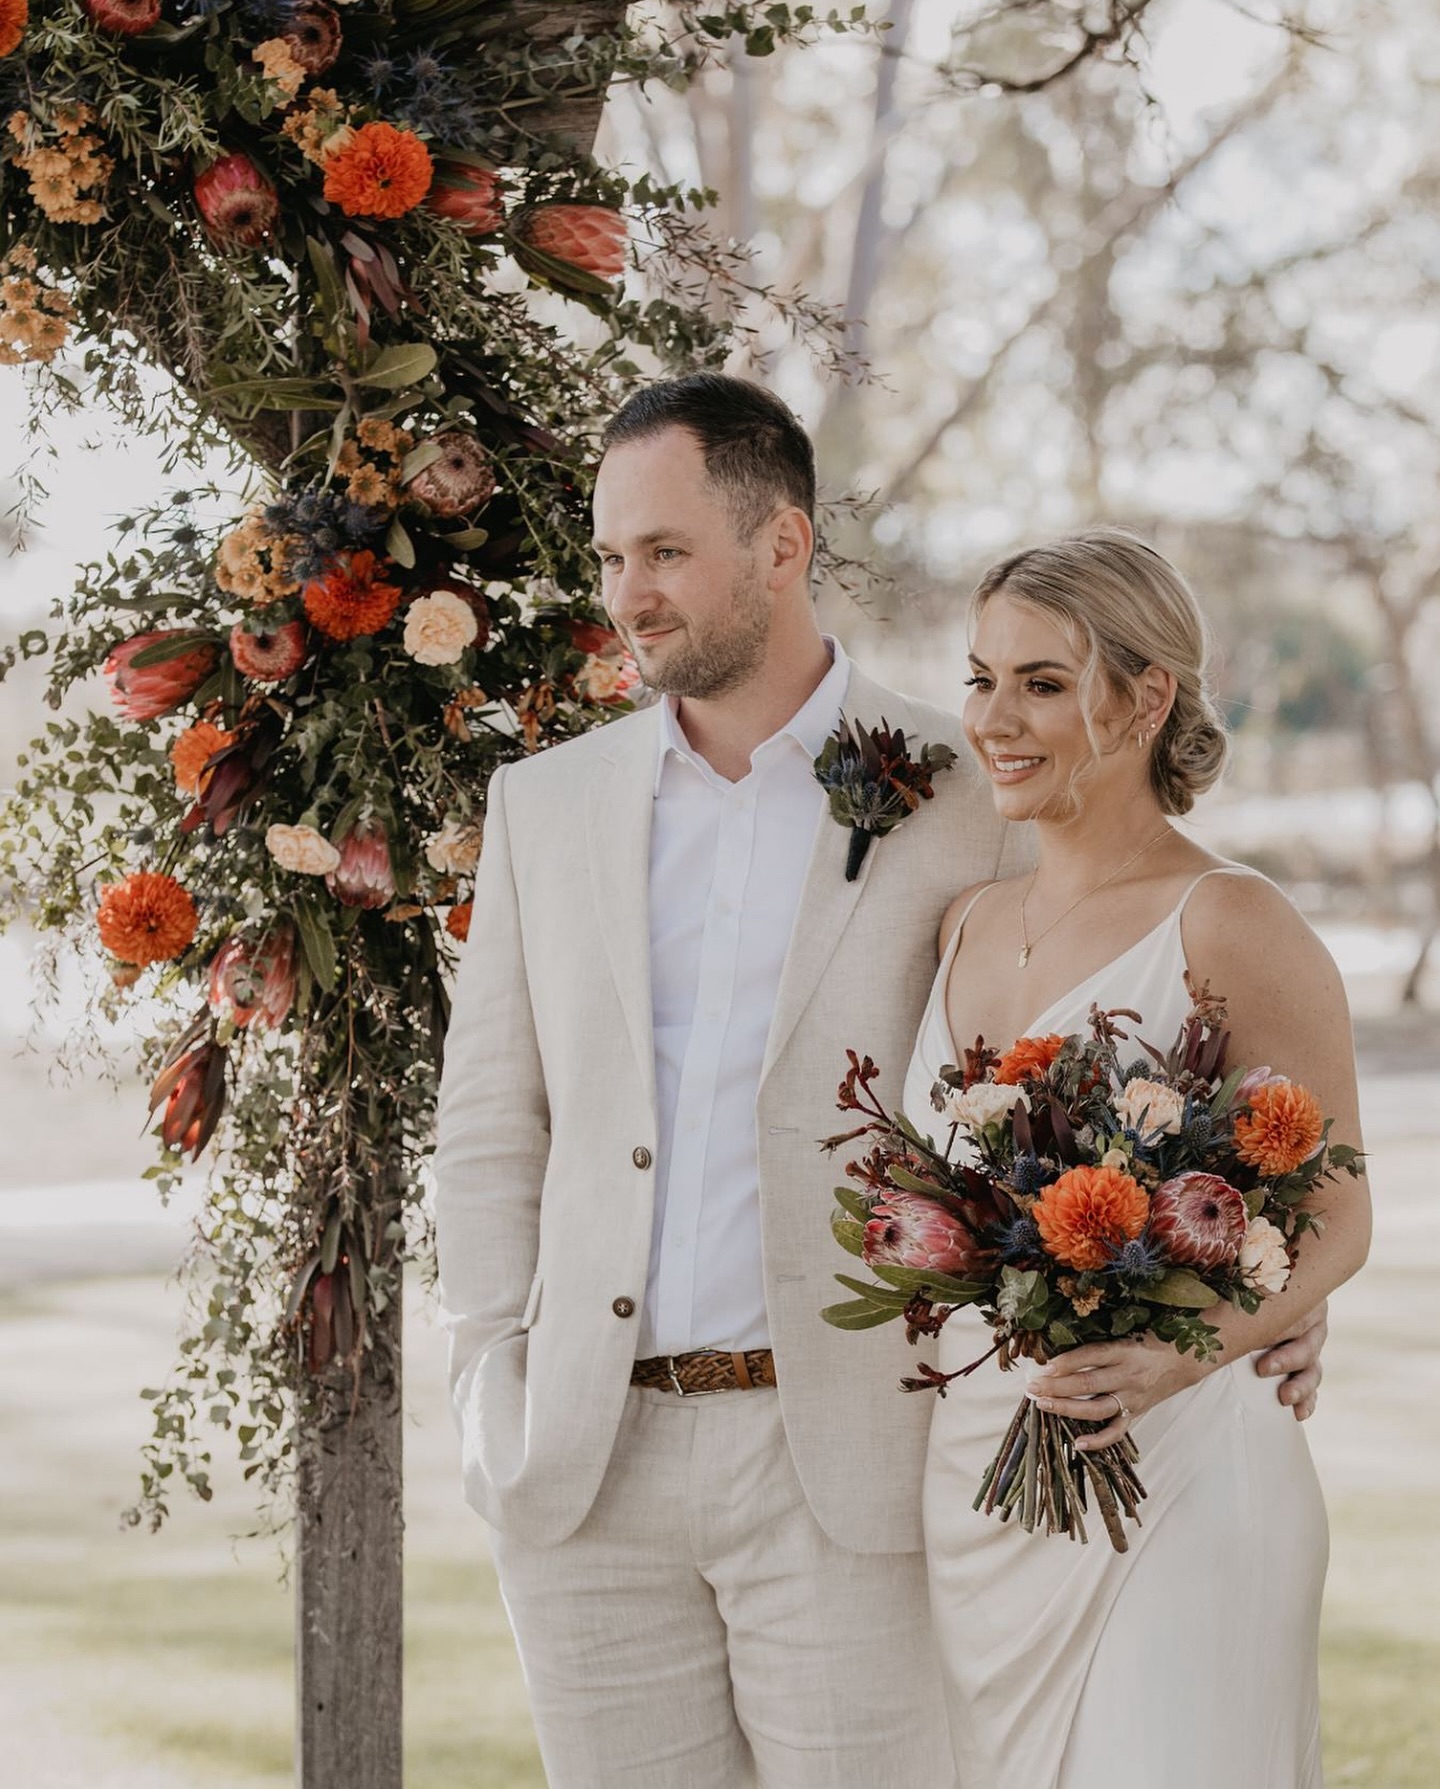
left=629, top=567, right=772, bottom=700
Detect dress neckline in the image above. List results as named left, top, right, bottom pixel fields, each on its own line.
left=932, top=867, right=1255, bottom=1063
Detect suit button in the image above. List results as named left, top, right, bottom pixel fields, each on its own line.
left=612, top=1296, right=636, bottom=1319
left=632, top=1146, right=653, bottom=1170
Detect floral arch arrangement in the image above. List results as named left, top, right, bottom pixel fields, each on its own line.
left=0, top=0, right=861, bottom=1560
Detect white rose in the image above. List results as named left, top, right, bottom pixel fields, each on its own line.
left=1238, top=1216, right=1292, bottom=1295
left=265, top=822, right=341, bottom=876
left=403, top=590, right=479, bottom=666
left=424, top=816, right=483, bottom=876
left=942, top=1080, right=1030, bottom=1131
left=1116, top=1076, right=1185, bottom=1136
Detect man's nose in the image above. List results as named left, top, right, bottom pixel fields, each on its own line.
left=604, top=561, right=654, bottom=624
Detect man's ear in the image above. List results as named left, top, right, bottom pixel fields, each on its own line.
left=766, top=506, right=814, bottom=590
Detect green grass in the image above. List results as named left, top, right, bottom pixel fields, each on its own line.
left=0, top=1277, right=1435, bottom=1785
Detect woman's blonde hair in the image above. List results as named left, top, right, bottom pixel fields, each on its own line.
left=970, top=527, right=1227, bottom=816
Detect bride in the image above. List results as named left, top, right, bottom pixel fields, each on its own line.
left=905, top=529, right=1371, bottom=1787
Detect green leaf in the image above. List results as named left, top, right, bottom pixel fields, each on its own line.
left=399, top=440, right=445, bottom=483
left=886, top=1164, right=947, bottom=1196
left=292, top=895, right=337, bottom=994
left=820, top=1298, right=900, bottom=1331
left=354, top=343, right=438, bottom=389
left=386, top=519, right=416, bottom=569
left=833, top=1273, right=910, bottom=1308
left=1146, top=1269, right=1220, bottom=1309
left=127, top=630, right=219, bottom=668
left=831, top=1214, right=866, bottom=1258
left=869, top=1262, right=986, bottom=1301
left=832, top=1184, right=873, bottom=1224
left=439, top=527, right=490, bottom=550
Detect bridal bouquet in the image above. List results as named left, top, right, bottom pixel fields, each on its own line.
left=821, top=980, right=1363, bottom=1551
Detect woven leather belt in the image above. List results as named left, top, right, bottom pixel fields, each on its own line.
left=630, top=1348, right=777, bottom=1396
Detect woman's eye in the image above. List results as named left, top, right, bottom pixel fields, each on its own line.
left=1028, top=680, right=1063, bottom=696
left=962, top=675, right=993, bottom=691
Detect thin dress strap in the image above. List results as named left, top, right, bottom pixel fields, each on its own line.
left=1173, top=864, right=1266, bottom=920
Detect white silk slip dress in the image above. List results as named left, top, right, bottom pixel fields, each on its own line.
left=902, top=870, right=1328, bottom=1789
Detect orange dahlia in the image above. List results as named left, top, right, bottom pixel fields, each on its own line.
left=1233, top=1080, right=1325, bottom=1177
left=96, top=871, right=198, bottom=967
left=994, top=1033, right=1067, bottom=1085
left=322, top=121, right=433, bottom=219
left=1033, top=1164, right=1149, bottom=1271
left=0, top=0, right=27, bottom=59
left=171, top=720, right=235, bottom=795
left=445, top=902, right=472, bottom=943
left=303, top=549, right=403, bottom=640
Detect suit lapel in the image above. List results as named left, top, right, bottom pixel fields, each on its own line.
left=760, top=667, right=915, bottom=1084
left=585, top=710, right=660, bottom=1112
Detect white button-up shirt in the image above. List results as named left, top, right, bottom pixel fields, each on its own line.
left=641, top=640, right=852, bottom=1357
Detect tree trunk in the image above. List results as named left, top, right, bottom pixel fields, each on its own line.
left=296, top=1279, right=404, bottom=1789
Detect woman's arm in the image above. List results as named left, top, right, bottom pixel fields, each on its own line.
left=1028, top=871, right=1371, bottom=1448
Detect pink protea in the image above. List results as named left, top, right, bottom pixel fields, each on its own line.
left=1147, top=1172, right=1248, bottom=1271
left=194, top=152, right=279, bottom=250
left=229, top=619, right=308, bottom=682
left=326, top=820, right=395, bottom=910
left=518, top=203, right=627, bottom=280
left=83, top=0, right=160, bottom=33
left=282, top=1, right=341, bottom=75
left=405, top=432, right=496, bottom=518
left=863, top=1190, right=978, bottom=1277
left=427, top=163, right=505, bottom=236
left=104, top=630, right=218, bottom=721
left=208, top=926, right=297, bottom=1031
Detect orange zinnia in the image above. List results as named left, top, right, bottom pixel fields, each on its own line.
left=1033, top=1164, right=1149, bottom=1271
left=322, top=121, right=433, bottom=219
left=1233, top=1080, right=1325, bottom=1177
left=994, top=1033, right=1067, bottom=1085
left=303, top=549, right=403, bottom=640
left=96, top=870, right=198, bottom=966
left=0, top=0, right=27, bottom=59
left=170, top=720, right=234, bottom=795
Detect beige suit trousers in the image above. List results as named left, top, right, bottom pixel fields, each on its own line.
left=490, top=1384, right=956, bottom=1789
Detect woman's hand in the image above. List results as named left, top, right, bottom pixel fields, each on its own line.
left=1025, top=1335, right=1213, bottom=1451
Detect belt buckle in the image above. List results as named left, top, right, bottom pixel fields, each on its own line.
left=665, top=1353, right=724, bottom=1397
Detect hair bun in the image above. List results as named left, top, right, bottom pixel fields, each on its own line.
left=1153, top=708, right=1227, bottom=815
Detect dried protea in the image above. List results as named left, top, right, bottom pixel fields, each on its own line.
left=326, top=820, right=395, bottom=909
left=148, top=1017, right=227, bottom=1160
left=517, top=203, right=627, bottom=282
left=208, top=926, right=297, bottom=1031
left=83, top=0, right=160, bottom=33
left=1147, top=1171, right=1248, bottom=1270
left=104, top=629, right=218, bottom=721
left=405, top=433, right=496, bottom=518
left=427, top=162, right=505, bottom=236
left=229, top=619, right=308, bottom=682
left=281, top=1, right=341, bottom=74
left=194, top=152, right=279, bottom=249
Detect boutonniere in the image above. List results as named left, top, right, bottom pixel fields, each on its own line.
left=813, top=717, right=958, bottom=881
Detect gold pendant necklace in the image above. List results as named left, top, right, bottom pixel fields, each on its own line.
left=1017, top=828, right=1172, bottom=969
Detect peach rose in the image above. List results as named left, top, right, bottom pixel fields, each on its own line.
left=1116, top=1076, right=1185, bottom=1136
left=1238, top=1216, right=1292, bottom=1295
left=265, top=822, right=341, bottom=875
left=403, top=589, right=479, bottom=666
left=424, top=816, right=483, bottom=876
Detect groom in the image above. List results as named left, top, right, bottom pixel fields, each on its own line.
left=433, top=373, right=1327, bottom=1786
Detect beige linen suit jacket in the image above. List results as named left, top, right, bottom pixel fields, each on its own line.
left=434, top=662, right=1027, bottom=1553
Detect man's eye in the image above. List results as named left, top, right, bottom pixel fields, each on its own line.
left=655, top=548, right=680, bottom=562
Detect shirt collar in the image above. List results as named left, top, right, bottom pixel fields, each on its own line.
left=653, top=636, right=851, bottom=795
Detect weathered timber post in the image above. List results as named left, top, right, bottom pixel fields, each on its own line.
left=290, top=11, right=624, bottom=1784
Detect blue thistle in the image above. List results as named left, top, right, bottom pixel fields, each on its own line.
left=265, top=488, right=388, bottom=583
left=996, top=1215, right=1043, bottom=1264
left=1104, top=1235, right=1167, bottom=1282
left=1179, top=1096, right=1215, bottom=1149
left=1009, top=1151, right=1057, bottom=1196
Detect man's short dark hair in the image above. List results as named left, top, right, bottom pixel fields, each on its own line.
left=601, top=373, right=816, bottom=539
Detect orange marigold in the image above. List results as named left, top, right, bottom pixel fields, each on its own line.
left=994, top=1033, right=1067, bottom=1085
left=171, top=720, right=234, bottom=795
left=96, top=871, right=198, bottom=967
left=0, top=0, right=27, bottom=59
left=445, top=902, right=472, bottom=943
left=322, top=121, right=433, bottom=219
left=1233, top=1080, right=1325, bottom=1177
left=303, top=549, right=403, bottom=640
left=1033, top=1164, right=1149, bottom=1271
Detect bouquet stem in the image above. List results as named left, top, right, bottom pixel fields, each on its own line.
left=974, top=1391, right=1146, bottom=1552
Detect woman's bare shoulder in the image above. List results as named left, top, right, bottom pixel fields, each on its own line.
left=938, top=877, right=1024, bottom=955
left=1181, top=865, right=1343, bottom=997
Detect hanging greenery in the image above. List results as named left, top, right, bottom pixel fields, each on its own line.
left=0, top=0, right=866, bottom=1527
